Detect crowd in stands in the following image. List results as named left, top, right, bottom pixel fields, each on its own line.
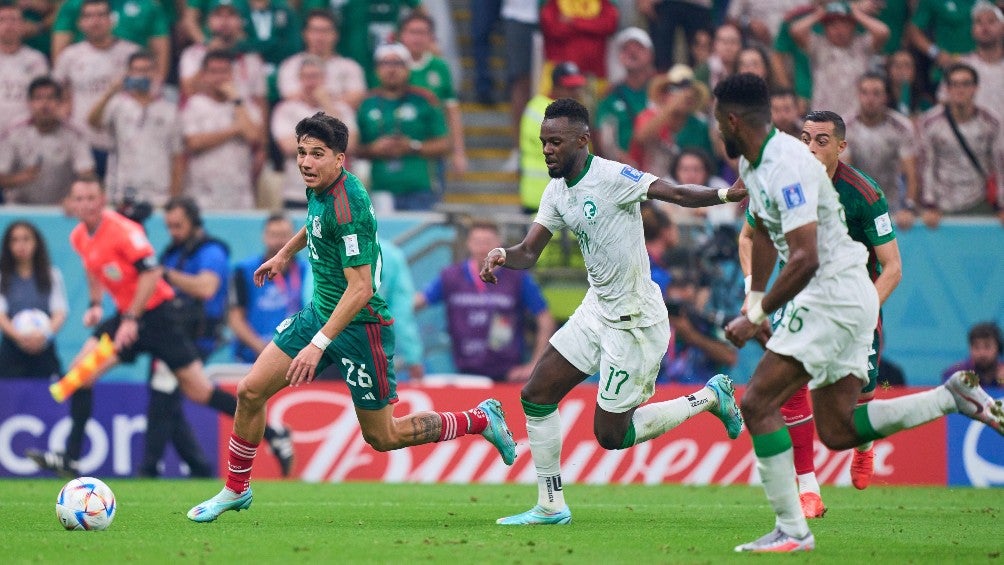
left=0, top=0, right=1000, bottom=385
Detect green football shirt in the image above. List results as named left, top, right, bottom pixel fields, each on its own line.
left=595, top=82, right=648, bottom=151
left=833, top=162, right=895, bottom=280
left=54, top=0, right=170, bottom=45
left=304, top=169, right=392, bottom=324
left=409, top=54, right=456, bottom=105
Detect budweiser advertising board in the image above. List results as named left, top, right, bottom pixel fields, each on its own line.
left=220, top=383, right=948, bottom=486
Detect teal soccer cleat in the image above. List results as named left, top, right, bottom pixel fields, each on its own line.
left=706, top=374, right=744, bottom=439
left=496, top=505, right=572, bottom=525
left=187, top=487, right=253, bottom=523
left=478, top=398, right=517, bottom=465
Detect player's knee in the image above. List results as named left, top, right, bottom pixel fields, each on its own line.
left=236, top=379, right=267, bottom=410
left=593, top=428, right=626, bottom=450
left=360, top=430, right=396, bottom=452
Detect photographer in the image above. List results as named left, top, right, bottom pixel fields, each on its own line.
left=661, top=275, right=738, bottom=385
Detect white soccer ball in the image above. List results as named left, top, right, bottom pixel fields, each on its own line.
left=56, top=477, right=117, bottom=531
left=12, top=308, right=52, bottom=338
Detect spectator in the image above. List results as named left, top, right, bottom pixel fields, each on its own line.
left=181, top=49, right=264, bottom=210
left=52, top=0, right=170, bottom=80
left=182, top=0, right=249, bottom=45
left=242, top=0, right=302, bottom=100
left=0, top=3, right=48, bottom=132
left=918, top=62, right=1004, bottom=226
left=770, top=88, right=802, bottom=137
left=726, top=0, right=803, bottom=46
left=737, top=44, right=783, bottom=92
left=663, top=147, right=734, bottom=226
left=660, top=274, right=738, bottom=385
left=19, top=0, right=55, bottom=58
left=87, top=50, right=184, bottom=208
left=790, top=1, right=890, bottom=118
left=538, top=0, right=618, bottom=102
left=630, top=64, right=713, bottom=179
left=272, top=56, right=358, bottom=209
left=0, top=221, right=67, bottom=379
left=909, top=0, right=978, bottom=75
left=638, top=0, right=712, bottom=71
left=326, top=0, right=422, bottom=87
left=845, top=72, right=921, bottom=229
left=378, top=239, right=423, bottom=381
left=954, top=1, right=1004, bottom=117
left=415, top=220, right=555, bottom=382
left=356, top=43, right=449, bottom=212
left=773, top=4, right=817, bottom=114
left=51, top=0, right=140, bottom=181
left=886, top=49, right=935, bottom=116
left=518, top=61, right=586, bottom=212
left=0, top=77, right=95, bottom=206
left=694, top=21, right=742, bottom=91
left=470, top=0, right=500, bottom=105
left=276, top=10, right=366, bottom=109
left=499, top=0, right=538, bottom=168
left=641, top=200, right=676, bottom=298
left=179, top=1, right=267, bottom=106
left=230, top=213, right=306, bottom=364
left=594, top=27, right=656, bottom=167
left=399, top=12, right=467, bottom=176
left=942, top=321, right=1004, bottom=389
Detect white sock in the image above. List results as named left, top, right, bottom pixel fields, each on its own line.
left=865, top=387, right=955, bottom=437
left=758, top=448, right=811, bottom=538
left=527, top=410, right=566, bottom=511
left=797, top=472, right=820, bottom=495
left=630, top=387, right=717, bottom=445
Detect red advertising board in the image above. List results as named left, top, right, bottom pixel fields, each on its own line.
left=219, top=383, right=947, bottom=486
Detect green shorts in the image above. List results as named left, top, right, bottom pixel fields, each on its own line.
left=273, top=303, right=398, bottom=410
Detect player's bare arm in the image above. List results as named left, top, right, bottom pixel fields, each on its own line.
left=286, top=263, right=373, bottom=387
left=480, top=223, right=553, bottom=283
left=872, top=240, right=902, bottom=305
left=255, top=226, right=307, bottom=286
left=647, top=177, right=747, bottom=208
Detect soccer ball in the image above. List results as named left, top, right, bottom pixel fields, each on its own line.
left=12, top=308, right=51, bottom=338
left=56, top=477, right=117, bottom=531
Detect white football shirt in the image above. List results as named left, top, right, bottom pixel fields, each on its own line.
left=741, top=129, right=867, bottom=279
left=535, top=154, right=666, bottom=329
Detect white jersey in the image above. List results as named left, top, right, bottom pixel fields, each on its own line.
left=535, top=155, right=665, bottom=329
left=741, top=129, right=867, bottom=279
left=277, top=52, right=366, bottom=102
left=0, top=46, right=49, bottom=132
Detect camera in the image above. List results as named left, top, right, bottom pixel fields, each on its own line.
left=116, top=188, right=152, bottom=226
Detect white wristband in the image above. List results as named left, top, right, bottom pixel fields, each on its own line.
left=491, top=247, right=506, bottom=261
left=311, top=331, right=331, bottom=350
left=717, top=187, right=730, bottom=203
left=743, top=275, right=752, bottom=295
left=746, top=291, right=767, bottom=324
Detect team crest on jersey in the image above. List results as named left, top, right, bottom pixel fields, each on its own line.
left=102, top=262, right=123, bottom=282
left=620, top=165, right=644, bottom=182
left=312, top=216, right=323, bottom=238
left=782, top=183, right=806, bottom=209
left=582, top=199, right=597, bottom=221
left=276, top=316, right=293, bottom=333
left=396, top=103, right=417, bottom=121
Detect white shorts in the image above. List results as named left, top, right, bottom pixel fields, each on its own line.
left=766, top=266, right=879, bottom=390
left=550, top=304, right=670, bottom=413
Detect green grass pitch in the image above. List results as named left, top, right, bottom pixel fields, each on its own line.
left=4, top=480, right=1001, bottom=563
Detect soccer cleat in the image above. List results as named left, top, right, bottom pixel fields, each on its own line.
left=496, top=505, right=572, bottom=525
left=799, top=492, right=827, bottom=518
left=851, top=447, right=875, bottom=490
left=266, top=424, right=295, bottom=477
left=478, top=398, right=517, bottom=465
left=945, top=371, right=1004, bottom=435
left=734, top=527, right=815, bottom=552
left=706, top=374, right=744, bottom=439
left=187, top=487, right=253, bottom=523
left=26, top=449, right=77, bottom=478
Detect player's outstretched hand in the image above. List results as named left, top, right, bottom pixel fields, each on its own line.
left=287, top=344, right=323, bottom=387
left=725, top=314, right=759, bottom=348
left=480, top=250, right=505, bottom=284
left=254, top=254, right=290, bottom=287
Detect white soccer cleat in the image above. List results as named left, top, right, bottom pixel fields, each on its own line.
left=734, top=527, right=815, bottom=552
left=944, top=371, right=1004, bottom=435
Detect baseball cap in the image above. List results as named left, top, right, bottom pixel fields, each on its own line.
left=821, top=2, right=854, bottom=23
left=614, top=27, right=653, bottom=51
left=552, top=61, right=587, bottom=88
left=207, top=0, right=243, bottom=14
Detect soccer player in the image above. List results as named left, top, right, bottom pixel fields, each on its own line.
left=481, top=98, right=746, bottom=526
left=715, top=73, right=1003, bottom=553
left=187, top=113, right=517, bottom=523
left=28, top=179, right=290, bottom=477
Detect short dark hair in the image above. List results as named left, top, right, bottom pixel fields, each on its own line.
left=28, top=76, right=62, bottom=99
left=713, top=73, right=771, bottom=125
left=265, top=212, right=292, bottom=227
left=803, top=110, right=846, bottom=139
left=399, top=11, right=435, bottom=33
left=202, top=48, right=236, bottom=69
left=543, top=98, right=590, bottom=128
left=670, top=147, right=714, bottom=181
left=304, top=9, right=338, bottom=30
left=969, top=322, right=1003, bottom=353
left=128, top=49, right=155, bottom=67
left=944, top=62, right=979, bottom=85
left=641, top=201, right=671, bottom=243
left=164, top=196, right=203, bottom=228
left=295, top=112, right=349, bottom=153
left=770, top=88, right=797, bottom=101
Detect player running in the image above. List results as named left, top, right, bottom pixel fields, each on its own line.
left=715, top=73, right=1003, bottom=553
left=188, top=113, right=516, bottom=523
left=482, top=98, right=746, bottom=526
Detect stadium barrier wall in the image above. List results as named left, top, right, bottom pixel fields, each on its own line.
left=3, top=380, right=1001, bottom=487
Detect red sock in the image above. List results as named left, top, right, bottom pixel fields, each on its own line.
left=782, top=385, right=816, bottom=476
left=436, top=408, right=489, bottom=441
left=225, top=433, right=258, bottom=494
